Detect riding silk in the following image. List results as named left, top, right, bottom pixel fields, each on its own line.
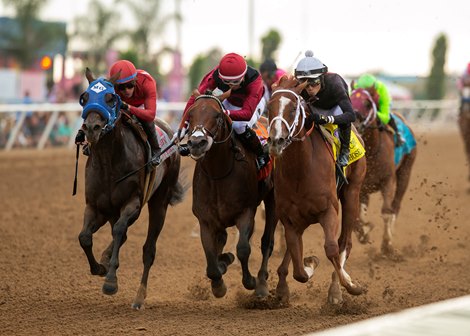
left=321, top=123, right=366, bottom=166
left=80, top=78, right=121, bottom=128
left=392, top=114, right=417, bottom=166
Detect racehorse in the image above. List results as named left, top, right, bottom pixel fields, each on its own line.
left=181, top=89, right=277, bottom=298
left=77, top=68, right=184, bottom=309
left=350, top=88, right=417, bottom=256
left=458, top=78, right=470, bottom=183
left=267, top=76, right=367, bottom=304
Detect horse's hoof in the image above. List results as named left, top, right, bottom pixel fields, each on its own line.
left=91, top=264, right=107, bottom=277
left=255, top=283, right=269, bottom=298
left=211, top=280, right=227, bottom=298
left=328, top=281, right=343, bottom=304
left=275, top=285, right=290, bottom=304
left=102, top=280, right=118, bottom=295
left=346, top=284, right=364, bottom=296
left=243, top=275, right=256, bottom=290
left=131, top=302, right=144, bottom=310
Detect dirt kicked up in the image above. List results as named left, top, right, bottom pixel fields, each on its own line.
left=0, top=129, right=469, bottom=336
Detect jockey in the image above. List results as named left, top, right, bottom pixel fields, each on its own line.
left=180, top=52, right=269, bottom=170
left=259, top=59, right=287, bottom=103
left=295, top=50, right=355, bottom=169
left=75, top=60, right=161, bottom=166
left=353, top=73, right=405, bottom=147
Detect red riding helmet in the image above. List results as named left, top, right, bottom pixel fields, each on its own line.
left=218, top=53, right=247, bottom=81
left=109, top=60, right=137, bottom=84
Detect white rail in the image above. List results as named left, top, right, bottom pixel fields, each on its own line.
left=0, top=100, right=460, bottom=151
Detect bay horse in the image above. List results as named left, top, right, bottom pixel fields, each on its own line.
left=77, top=68, right=184, bottom=309
left=350, top=88, right=417, bottom=256
left=267, top=76, right=367, bottom=304
left=458, top=78, right=470, bottom=183
left=181, top=90, right=277, bottom=298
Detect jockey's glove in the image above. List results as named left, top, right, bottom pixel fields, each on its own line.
left=312, top=114, right=334, bottom=125
left=75, top=129, right=86, bottom=144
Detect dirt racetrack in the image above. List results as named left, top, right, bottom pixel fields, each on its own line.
left=1, top=128, right=469, bottom=336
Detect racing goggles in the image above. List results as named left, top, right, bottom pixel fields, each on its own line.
left=298, top=77, right=321, bottom=87
left=222, top=78, right=243, bottom=86
left=116, top=81, right=135, bottom=91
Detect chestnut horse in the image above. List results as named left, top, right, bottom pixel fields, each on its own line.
left=458, top=79, right=470, bottom=182
left=77, top=69, right=184, bottom=309
left=350, top=88, right=417, bottom=256
left=182, top=90, right=277, bottom=298
left=267, top=76, right=367, bottom=304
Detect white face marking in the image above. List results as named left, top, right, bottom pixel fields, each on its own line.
left=274, top=96, right=290, bottom=139
left=192, top=130, right=205, bottom=137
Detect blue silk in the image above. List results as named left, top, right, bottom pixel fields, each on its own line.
left=393, top=114, right=416, bottom=166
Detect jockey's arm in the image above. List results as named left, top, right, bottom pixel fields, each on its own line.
left=128, top=80, right=157, bottom=122
left=375, top=81, right=391, bottom=124
left=228, top=78, right=264, bottom=121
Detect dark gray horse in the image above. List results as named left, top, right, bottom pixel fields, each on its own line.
left=77, top=68, right=184, bottom=309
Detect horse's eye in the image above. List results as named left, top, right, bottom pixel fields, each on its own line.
left=105, top=93, right=116, bottom=107
left=79, top=92, right=89, bottom=106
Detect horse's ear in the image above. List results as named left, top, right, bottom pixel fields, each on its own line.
left=85, top=67, right=96, bottom=84
left=109, top=70, right=121, bottom=85
left=192, top=89, right=201, bottom=97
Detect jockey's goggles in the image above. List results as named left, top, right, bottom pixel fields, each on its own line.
left=222, top=78, right=243, bottom=86
left=298, top=77, right=321, bottom=87
left=116, top=81, right=135, bottom=91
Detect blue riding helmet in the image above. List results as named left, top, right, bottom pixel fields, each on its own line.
left=80, top=78, right=121, bottom=128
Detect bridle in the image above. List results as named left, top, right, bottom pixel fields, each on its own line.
left=187, top=94, right=233, bottom=145
left=268, top=89, right=308, bottom=150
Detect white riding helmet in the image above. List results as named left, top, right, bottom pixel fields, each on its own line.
left=294, top=50, right=328, bottom=79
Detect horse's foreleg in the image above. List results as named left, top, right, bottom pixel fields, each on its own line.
left=283, top=221, right=311, bottom=283
left=78, top=206, right=108, bottom=276
left=236, top=210, right=256, bottom=291
left=335, top=186, right=364, bottom=297
left=256, top=192, right=277, bottom=297
left=132, top=198, right=167, bottom=310
left=392, top=151, right=416, bottom=215
left=200, top=222, right=229, bottom=298
left=103, top=198, right=141, bottom=296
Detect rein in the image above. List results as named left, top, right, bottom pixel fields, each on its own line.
left=188, top=94, right=236, bottom=180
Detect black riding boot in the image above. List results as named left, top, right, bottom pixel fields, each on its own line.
left=388, top=117, right=405, bottom=147
left=238, top=127, right=270, bottom=170
left=141, top=120, right=161, bottom=166
left=338, top=125, right=351, bottom=169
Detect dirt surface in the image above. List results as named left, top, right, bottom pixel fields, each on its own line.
left=1, top=129, right=469, bottom=336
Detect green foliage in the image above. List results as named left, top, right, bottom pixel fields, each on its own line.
left=187, top=48, right=222, bottom=97
left=260, top=29, right=281, bottom=61
left=425, top=33, right=447, bottom=99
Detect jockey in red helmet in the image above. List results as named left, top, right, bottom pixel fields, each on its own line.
left=181, top=52, right=269, bottom=170
left=109, top=60, right=161, bottom=166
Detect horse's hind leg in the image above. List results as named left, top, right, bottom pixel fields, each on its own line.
left=380, top=176, right=398, bottom=256
left=276, top=248, right=291, bottom=304
left=132, top=197, right=168, bottom=310
left=256, top=191, right=277, bottom=297
left=392, top=151, right=416, bottom=215
left=78, top=206, right=108, bottom=276
left=356, top=193, right=373, bottom=244
left=103, top=198, right=141, bottom=296
left=200, top=221, right=232, bottom=298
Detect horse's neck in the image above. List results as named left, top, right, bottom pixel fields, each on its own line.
left=198, top=127, right=235, bottom=177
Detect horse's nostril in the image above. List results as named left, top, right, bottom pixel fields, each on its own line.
left=278, top=138, right=285, bottom=145
left=267, top=137, right=272, bottom=145
left=93, top=125, right=101, bottom=131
